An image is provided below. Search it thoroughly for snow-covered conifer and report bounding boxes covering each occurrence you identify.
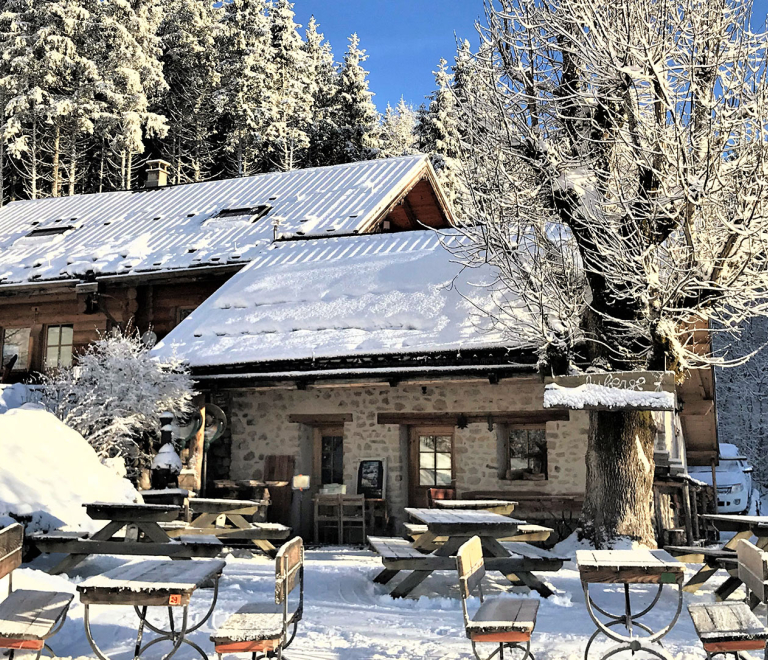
[157,0,221,183]
[216,0,274,177]
[303,16,339,167]
[333,33,380,163]
[379,98,418,158]
[264,0,313,171]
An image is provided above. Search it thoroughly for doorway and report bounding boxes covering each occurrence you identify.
[313,426,345,487]
[408,426,455,507]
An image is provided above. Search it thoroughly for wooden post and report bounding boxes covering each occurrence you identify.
[711,461,719,514]
[682,480,694,545]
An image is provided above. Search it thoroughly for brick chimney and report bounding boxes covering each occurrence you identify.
[145,159,171,188]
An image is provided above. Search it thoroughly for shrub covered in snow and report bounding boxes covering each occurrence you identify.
[40,327,195,481]
[0,408,138,532]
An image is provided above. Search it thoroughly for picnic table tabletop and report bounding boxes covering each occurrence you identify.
[577,549,684,584]
[84,501,181,523]
[77,558,226,605]
[700,513,768,528]
[433,499,517,512]
[405,507,523,537]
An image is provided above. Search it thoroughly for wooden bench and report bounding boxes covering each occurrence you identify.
[0,524,74,658]
[30,531,223,559]
[211,536,304,657]
[457,536,539,660]
[689,540,768,658]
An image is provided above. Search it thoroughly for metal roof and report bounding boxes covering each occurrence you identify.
[0,155,429,286]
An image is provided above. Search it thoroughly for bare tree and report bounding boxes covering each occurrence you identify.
[454,0,768,545]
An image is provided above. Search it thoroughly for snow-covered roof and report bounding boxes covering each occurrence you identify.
[0,155,430,286]
[152,231,529,369]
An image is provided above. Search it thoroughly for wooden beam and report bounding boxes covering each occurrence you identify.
[400,197,418,227]
[376,410,569,426]
[288,413,353,425]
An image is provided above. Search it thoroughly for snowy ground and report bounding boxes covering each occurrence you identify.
[17,542,744,660]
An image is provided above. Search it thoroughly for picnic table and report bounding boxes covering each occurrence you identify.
[368,508,565,598]
[667,513,768,600]
[432,499,517,516]
[164,498,287,557]
[577,549,685,660]
[32,502,223,575]
[78,558,226,660]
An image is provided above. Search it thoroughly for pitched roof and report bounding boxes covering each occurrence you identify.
[152,231,533,369]
[0,155,431,286]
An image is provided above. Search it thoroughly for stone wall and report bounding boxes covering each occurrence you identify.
[223,376,590,526]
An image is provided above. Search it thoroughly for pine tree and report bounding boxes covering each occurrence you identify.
[379,98,417,158]
[420,58,465,210]
[0,0,103,199]
[333,33,380,163]
[264,0,312,171]
[216,0,274,177]
[303,16,338,168]
[93,0,168,190]
[157,0,221,183]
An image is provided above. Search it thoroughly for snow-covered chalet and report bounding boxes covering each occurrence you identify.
[0,155,718,537]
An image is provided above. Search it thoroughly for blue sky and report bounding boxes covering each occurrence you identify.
[292,1,483,111]
[293,0,768,112]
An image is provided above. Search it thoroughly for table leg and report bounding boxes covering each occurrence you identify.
[252,540,278,558]
[137,522,174,544]
[714,576,743,601]
[480,536,555,598]
[582,581,683,660]
[411,531,439,552]
[373,568,399,584]
[190,513,219,529]
[682,529,753,593]
[389,536,464,599]
[49,521,125,576]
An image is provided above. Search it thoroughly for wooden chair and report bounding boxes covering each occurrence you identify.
[689,540,768,658]
[427,487,456,508]
[313,494,341,544]
[340,495,366,545]
[212,536,304,659]
[456,536,539,660]
[0,524,74,660]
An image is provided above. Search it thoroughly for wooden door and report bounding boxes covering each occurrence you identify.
[408,427,455,507]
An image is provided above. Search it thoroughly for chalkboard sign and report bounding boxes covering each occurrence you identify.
[357,458,386,499]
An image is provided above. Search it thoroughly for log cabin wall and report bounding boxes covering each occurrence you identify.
[0,272,233,381]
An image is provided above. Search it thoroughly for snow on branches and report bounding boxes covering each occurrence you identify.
[40,327,195,480]
[453,0,768,376]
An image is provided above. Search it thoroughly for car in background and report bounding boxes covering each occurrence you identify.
[687,443,754,514]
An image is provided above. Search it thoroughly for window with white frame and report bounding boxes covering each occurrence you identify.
[45,325,74,369]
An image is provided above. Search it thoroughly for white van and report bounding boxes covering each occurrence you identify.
[687,443,754,514]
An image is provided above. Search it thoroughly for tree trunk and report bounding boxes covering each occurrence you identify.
[582,409,657,547]
[30,118,37,200]
[51,122,60,197]
[68,133,77,196]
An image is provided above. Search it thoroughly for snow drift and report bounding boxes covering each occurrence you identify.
[0,408,138,532]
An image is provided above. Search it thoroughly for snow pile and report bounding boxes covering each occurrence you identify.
[0,383,36,413]
[543,383,675,410]
[0,408,138,532]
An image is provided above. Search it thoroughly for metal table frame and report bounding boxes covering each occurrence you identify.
[578,550,684,660]
[78,560,225,660]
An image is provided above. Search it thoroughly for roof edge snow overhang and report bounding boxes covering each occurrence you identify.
[0,263,245,297]
[189,346,540,388]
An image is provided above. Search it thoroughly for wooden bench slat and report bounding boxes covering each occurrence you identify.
[0,590,73,641]
[689,602,768,644]
[211,603,300,644]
